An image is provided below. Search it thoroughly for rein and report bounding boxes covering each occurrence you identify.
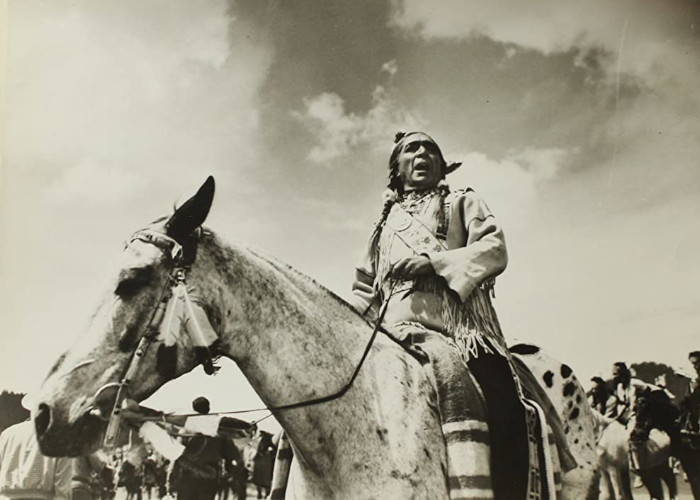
[264,281,395,413]
[97,228,395,447]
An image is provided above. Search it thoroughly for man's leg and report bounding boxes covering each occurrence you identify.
[201,479,220,500]
[468,352,529,500]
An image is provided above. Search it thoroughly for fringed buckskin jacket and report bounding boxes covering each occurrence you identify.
[350,187,508,363]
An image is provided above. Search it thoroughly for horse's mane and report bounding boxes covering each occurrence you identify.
[199,228,367,323]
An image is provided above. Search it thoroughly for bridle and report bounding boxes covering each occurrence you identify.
[89,226,396,449]
[92,228,190,449]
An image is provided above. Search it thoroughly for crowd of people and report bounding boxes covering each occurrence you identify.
[588,352,700,433]
[587,351,700,496]
[0,396,276,500]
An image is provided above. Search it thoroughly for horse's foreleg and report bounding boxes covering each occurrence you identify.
[639,467,665,500]
[599,467,614,500]
[678,453,700,500]
[616,467,634,500]
[659,463,677,499]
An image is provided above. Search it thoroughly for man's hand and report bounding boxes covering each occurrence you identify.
[390,255,433,279]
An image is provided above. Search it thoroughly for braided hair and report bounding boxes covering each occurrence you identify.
[368,131,452,272]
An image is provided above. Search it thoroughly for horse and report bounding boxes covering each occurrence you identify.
[633,388,700,499]
[593,410,676,500]
[32,177,599,499]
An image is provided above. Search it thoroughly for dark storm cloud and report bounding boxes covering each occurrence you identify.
[227,1,398,159]
[391,38,638,170]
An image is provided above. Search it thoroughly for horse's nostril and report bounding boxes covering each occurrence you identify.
[34,403,52,437]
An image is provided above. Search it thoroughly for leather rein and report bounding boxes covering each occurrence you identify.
[93,228,392,449]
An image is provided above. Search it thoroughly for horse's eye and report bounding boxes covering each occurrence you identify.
[115,267,153,298]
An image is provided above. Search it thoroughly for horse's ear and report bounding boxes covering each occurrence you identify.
[166,176,215,242]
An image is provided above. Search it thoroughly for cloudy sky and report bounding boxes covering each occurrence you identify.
[2,0,699,426]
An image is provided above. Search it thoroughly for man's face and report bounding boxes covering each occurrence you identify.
[612,365,627,383]
[690,356,700,376]
[396,134,443,192]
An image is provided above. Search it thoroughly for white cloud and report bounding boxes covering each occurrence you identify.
[449,151,535,205]
[381,59,399,77]
[300,92,358,163]
[5,0,271,187]
[511,147,573,182]
[294,67,423,164]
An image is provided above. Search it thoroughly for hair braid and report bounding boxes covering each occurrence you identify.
[435,180,450,240]
[368,193,396,272]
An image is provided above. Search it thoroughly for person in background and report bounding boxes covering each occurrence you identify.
[588,376,619,418]
[141,450,158,499]
[154,458,169,500]
[680,350,700,434]
[250,432,275,500]
[117,457,143,500]
[0,395,73,500]
[611,362,656,424]
[170,397,239,500]
[72,451,110,500]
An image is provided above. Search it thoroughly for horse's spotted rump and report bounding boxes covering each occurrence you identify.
[510,344,598,500]
[562,381,575,397]
[510,343,541,355]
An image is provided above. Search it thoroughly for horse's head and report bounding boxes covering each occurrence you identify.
[630,388,654,442]
[630,387,681,444]
[34,177,218,456]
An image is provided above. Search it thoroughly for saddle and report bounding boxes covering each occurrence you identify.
[388,323,577,475]
[509,356,578,473]
[406,328,573,500]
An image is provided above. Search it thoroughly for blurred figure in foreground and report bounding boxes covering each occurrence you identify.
[0,395,73,500]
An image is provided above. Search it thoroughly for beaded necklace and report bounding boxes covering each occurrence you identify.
[398,188,440,214]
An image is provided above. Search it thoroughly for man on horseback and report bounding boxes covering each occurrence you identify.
[588,376,619,418]
[611,362,657,424]
[350,131,569,500]
[680,351,700,434]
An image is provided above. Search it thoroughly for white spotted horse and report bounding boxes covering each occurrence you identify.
[32,177,600,499]
[592,408,679,500]
[509,344,600,500]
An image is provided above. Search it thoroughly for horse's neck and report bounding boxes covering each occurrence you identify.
[194,235,372,458]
